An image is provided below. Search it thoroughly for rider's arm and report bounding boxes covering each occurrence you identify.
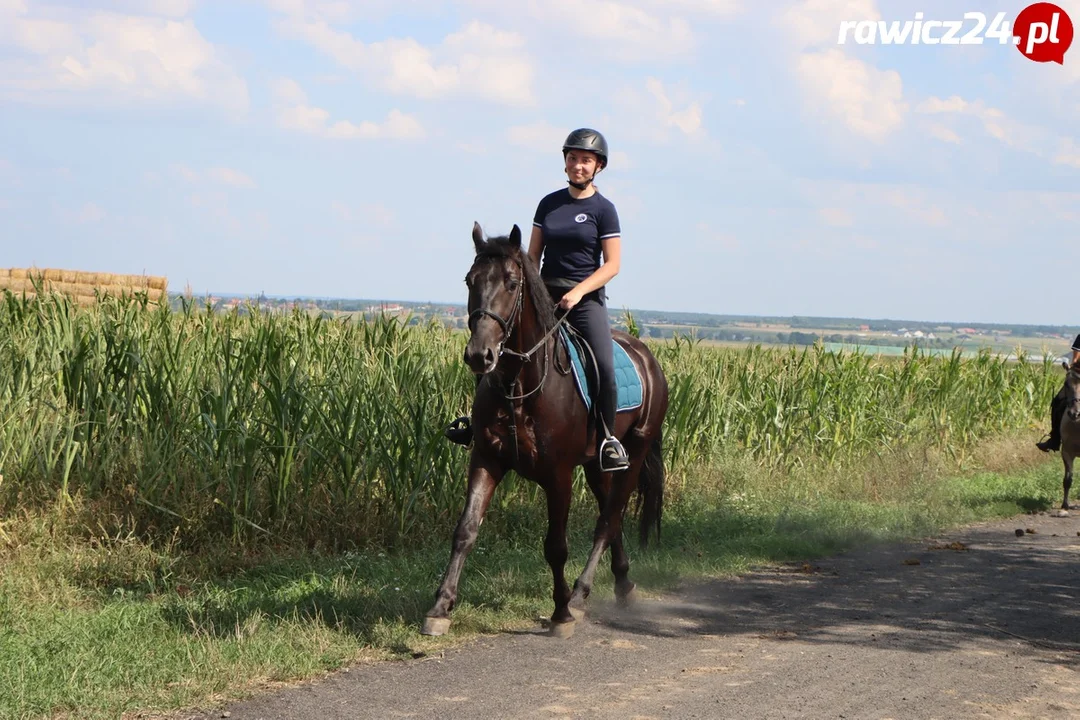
[572,236,620,298]
[527,226,544,270]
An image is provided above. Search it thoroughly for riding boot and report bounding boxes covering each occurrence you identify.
[445,375,482,446]
[597,386,629,472]
[1037,388,1066,452]
[444,415,473,446]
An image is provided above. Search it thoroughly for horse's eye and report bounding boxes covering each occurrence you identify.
[508,278,520,290]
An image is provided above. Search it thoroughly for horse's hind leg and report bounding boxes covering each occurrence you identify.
[570,448,646,613]
[582,459,635,606]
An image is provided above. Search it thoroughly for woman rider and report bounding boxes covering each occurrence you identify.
[1036,333,1080,452]
[445,127,631,472]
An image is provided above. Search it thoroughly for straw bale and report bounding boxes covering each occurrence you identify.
[61,270,77,283]
[75,294,97,306]
[147,276,167,291]
[43,268,63,282]
[10,269,27,280]
[0,269,9,279]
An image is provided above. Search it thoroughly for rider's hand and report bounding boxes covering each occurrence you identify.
[558,288,583,311]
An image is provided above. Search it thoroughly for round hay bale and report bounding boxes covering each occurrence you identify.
[148,276,167,291]
[56,282,79,296]
[43,268,63,282]
[75,294,97,307]
[61,270,77,284]
[10,269,27,280]
[0,269,10,279]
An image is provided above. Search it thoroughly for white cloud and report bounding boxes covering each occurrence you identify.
[172,164,258,188]
[529,0,697,60]
[506,121,568,154]
[801,180,950,229]
[778,0,881,50]
[207,167,256,188]
[927,124,961,144]
[819,207,854,227]
[77,201,106,224]
[271,76,424,140]
[642,0,741,16]
[613,77,710,145]
[795,48,906,142]
[95,0,198,17]
[1056,138,1080,169]
[915,94,1080,163]
[272,16,535,107]
[0,5,248,115]
[645,77,704,135]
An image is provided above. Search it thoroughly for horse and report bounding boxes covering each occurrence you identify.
[1059,360,1080,510]
[421,222,669,639]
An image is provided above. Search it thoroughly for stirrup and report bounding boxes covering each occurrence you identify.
[600,436,630,472]
[445,416,473,446]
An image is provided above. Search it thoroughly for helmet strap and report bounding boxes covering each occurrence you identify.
[565,164,601,191]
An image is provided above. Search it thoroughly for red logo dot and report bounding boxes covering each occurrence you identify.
[1014,2,1074,64]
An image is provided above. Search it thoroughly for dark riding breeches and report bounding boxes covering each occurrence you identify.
[548,285,617,441]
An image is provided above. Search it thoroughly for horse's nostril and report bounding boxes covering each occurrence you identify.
[484,348,495,366]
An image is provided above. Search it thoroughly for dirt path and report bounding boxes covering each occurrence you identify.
[186,511,1080,719]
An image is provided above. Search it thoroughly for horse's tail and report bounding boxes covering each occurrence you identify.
[637,429,665,551]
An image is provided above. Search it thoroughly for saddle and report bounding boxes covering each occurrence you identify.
[558,326,644,415]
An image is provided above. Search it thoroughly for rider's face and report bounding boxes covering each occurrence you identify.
[564,150,598,184]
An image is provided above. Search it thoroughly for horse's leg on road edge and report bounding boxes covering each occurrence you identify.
[545,464,577,637]
[422,452,505,636]
[1063,450,1074,510]
[570,446,647,614]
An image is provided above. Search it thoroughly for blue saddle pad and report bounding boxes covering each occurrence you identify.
[561,327,643,413]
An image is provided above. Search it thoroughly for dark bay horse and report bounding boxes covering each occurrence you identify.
[421,222,669,638]
[1059,360,1080,510]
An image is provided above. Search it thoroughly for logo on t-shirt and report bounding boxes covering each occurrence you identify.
[574,213,587,223]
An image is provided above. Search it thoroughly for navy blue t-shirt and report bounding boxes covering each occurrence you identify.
[533,189,621,287]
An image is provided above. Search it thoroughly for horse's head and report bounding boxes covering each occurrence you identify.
[463,222,526,375]
[1065,360,1080,421]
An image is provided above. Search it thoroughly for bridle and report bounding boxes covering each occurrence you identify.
[467,256,570,402]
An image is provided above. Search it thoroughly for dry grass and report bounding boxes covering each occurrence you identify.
[0,266,167,305]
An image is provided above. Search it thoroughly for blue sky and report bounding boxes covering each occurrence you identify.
[2,0,1079,325]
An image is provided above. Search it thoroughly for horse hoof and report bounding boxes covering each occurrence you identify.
[549,620,576,639]
[569,605,586,621]
[617,584,638,608]
[421,617,452,636]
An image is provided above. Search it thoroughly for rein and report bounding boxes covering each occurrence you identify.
[467,254,575,461]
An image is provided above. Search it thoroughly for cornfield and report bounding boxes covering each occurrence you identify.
[0,290,1060,548]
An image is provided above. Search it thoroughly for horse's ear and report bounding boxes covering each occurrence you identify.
[472,221,485,254]
[509,224,522,249]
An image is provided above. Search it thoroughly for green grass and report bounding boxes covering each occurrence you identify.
[1,442,1063,720]
[0,290,1069,718]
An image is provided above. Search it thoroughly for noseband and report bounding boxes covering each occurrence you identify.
[467,259,525,358]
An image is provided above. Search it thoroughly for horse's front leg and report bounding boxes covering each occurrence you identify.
[544,465,576,637]
[422,453,505,636]
[1063,451,1074,510]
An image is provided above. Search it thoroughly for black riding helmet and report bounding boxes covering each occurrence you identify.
[562,128,608,169]
[563,128,608,189]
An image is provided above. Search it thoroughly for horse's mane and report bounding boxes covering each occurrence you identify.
[475,235,558,335]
